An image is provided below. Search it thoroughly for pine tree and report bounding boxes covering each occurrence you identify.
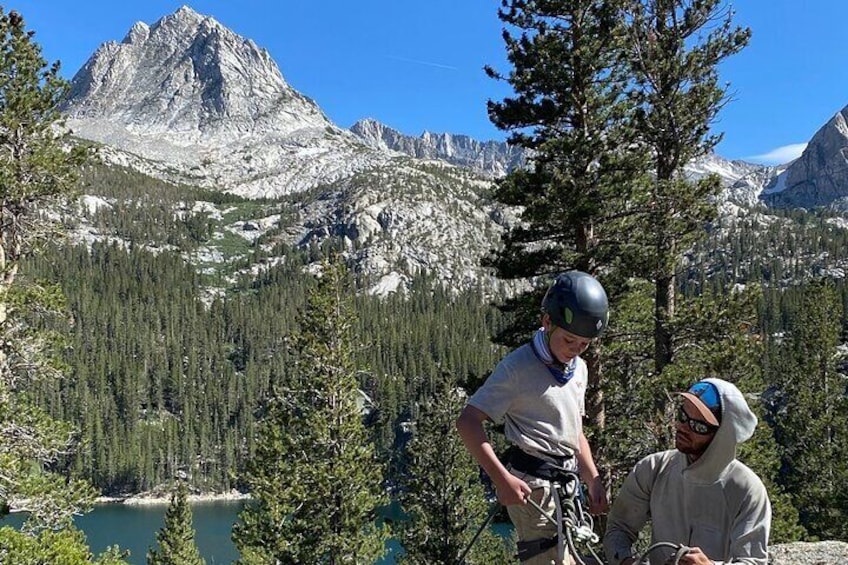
[396,372,511,564]
[768,280,848,540]
[0,526,130,564]
[232,258,388,564]
[624,0,750,372]
[483,0,650,477]
[485,0,645,335]
[0,6,87,319]
[597,0,754,486]
[146,480,205,565]
[0,4,97,542]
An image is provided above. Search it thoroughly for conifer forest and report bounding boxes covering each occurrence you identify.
[1,2,848,564]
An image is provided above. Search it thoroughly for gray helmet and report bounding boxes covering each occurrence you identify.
[541,271,609,338]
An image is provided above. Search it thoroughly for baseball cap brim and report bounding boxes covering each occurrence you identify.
[678,392,720,427]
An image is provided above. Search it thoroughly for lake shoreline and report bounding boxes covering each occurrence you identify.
[96,489,251,506]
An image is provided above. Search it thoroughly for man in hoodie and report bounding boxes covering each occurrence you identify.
[603,378,771,565]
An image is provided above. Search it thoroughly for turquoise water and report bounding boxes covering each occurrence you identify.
[3,502,514,563]
[2,501,411,564]
[3,502,243,564]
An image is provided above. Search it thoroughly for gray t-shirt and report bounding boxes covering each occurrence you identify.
[468,343,587,459]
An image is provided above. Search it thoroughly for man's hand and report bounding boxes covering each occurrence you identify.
[669,547,712,565]
[494,473,532,506]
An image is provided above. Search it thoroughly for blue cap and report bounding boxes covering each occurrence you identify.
[680,381,722,426]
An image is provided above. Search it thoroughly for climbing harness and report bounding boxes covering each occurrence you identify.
[506,446,600,564]
[457,449,603,565]
[519,475,602,565]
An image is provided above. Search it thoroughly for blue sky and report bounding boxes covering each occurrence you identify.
[7,1,848,166]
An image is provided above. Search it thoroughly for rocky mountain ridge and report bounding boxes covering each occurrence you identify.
[59,6,522,293]
[350,117,525,178]
[762,105,848,212]
[349,118,781,207]
[60,5,783,209]
[61,6,390,198]
[58,6,848,295]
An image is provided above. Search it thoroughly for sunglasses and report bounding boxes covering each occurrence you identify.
[677,406,718,435]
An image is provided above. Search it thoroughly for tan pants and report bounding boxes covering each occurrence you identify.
[507,482,576,565]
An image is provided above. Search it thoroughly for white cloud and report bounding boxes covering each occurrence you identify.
[746,143,808,166]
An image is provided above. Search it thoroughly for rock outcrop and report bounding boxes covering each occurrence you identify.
[769,540,848,564]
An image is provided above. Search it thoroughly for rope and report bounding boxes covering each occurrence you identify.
[523,483,600,565]
[456,501,500,565]
[633,541,691,565]
[524,493,559,526]
[522,495,692,565]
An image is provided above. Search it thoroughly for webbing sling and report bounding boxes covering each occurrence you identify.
[516,535,558,561]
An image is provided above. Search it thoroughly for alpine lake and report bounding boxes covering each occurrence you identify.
[4,500,407,564]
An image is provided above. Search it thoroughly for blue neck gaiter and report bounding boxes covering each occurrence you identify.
[531,328,576,385]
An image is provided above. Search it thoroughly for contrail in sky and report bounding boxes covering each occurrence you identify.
[386,55,458,71]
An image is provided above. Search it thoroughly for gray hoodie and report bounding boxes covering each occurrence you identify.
[603,378,771,565]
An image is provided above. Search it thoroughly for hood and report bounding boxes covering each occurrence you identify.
[683,377,758,482]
